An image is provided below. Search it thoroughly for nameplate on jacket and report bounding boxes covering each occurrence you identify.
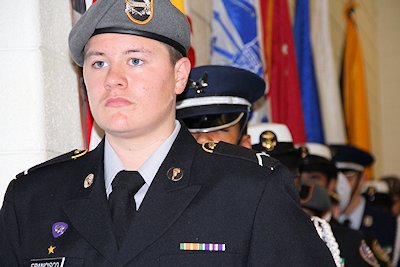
[30,257,65,267]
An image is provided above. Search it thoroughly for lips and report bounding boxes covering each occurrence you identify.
[105,97,133,107]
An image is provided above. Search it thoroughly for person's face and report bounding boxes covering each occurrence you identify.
[301,171,330,189]
[83,33,190,139]
[191,123,251,148]
[343,171,364,192]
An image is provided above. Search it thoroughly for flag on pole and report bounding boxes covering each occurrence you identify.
[311,0,346,144]
[170,0,196,66]
[210,0,264,76]
[293,0,324,143]
[341,2,372,179]
[210,0,268,123]
[341,2,371,152]
[260,0,306,144]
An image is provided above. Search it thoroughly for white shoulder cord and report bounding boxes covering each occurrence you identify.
[311,216,343,267]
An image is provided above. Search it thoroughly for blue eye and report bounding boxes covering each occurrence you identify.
[93,61,108,68]
[129,58,143,66]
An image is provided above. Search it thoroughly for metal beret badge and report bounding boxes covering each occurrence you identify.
[125,0,154,25]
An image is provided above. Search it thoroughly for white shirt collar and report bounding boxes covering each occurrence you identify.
[104,121,181,197]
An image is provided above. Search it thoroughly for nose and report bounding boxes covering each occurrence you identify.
[104,64,128,90]
[192,132,214,144]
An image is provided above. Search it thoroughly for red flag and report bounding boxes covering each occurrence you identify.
[71,0,97,149]
[260,0,306,144]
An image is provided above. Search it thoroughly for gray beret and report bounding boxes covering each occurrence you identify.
[69,0,190,66]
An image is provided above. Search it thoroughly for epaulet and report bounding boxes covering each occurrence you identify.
[201,141,277,170]
[16,149,88,178]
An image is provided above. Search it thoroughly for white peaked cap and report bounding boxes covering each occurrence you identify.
[248,123,293,145]
[299,143,332,160]
[363,180,390,194]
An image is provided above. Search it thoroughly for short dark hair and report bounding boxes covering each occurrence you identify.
[164,43,184,65]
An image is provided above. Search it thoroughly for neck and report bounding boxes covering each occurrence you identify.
[107,120,176,170]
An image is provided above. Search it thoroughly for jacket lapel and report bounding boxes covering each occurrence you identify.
[118,127,202,266]
[63,140,118,261]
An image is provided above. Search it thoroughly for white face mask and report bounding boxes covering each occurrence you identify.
[336,172,352,212]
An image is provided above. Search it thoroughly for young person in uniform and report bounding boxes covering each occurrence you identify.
[176,64,264,149]
[331,144,396,266]
[0,1,336,266]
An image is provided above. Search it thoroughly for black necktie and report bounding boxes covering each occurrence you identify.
[109,170,145,248]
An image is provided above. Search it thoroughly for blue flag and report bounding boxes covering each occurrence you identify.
[211,0,267,123]
[294,0,324,143]
[211,0,263,76]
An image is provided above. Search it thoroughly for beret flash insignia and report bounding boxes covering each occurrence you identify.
[125,0,153,25]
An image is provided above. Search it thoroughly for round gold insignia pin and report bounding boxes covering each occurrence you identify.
[363,215,374,228]
[84,173,95,188]
[167,167,184,182]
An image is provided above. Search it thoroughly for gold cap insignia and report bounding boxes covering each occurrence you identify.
[299,146,309,159]
[84,173,95,188]
[125,0,154,25]
[260,131,277,152]
[167,167,184,182]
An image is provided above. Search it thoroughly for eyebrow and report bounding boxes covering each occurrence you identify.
[84,48,153,60]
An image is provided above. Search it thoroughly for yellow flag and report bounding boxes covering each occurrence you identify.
[169,0,196,66]
[342,3,371,151]
[170,0,185,13]
[342,3,372,178]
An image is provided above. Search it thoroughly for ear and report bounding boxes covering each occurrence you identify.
[239,134,252,149]
[174,57,191,95]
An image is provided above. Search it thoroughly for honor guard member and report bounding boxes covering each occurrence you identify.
[176,64,265,149]
[363,180,393,213]
[248,122,302,191]
[300,181,387,267]
[380,176,400,266]
[299,182,343,267]
[331,144,396,266]
[299,143,390,267]
[0,1,336,266]
[298,143,339,211]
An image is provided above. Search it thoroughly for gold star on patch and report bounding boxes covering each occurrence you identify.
[48,245,56,254]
